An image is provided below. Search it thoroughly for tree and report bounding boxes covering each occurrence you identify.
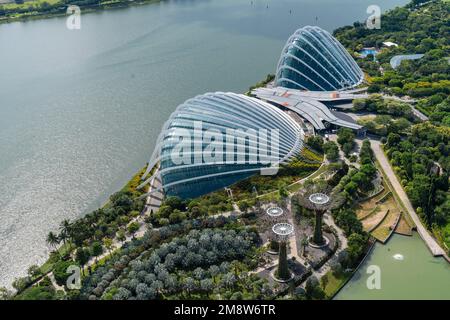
[344,181,358,195]
[307,135,324,152]
[103,238,114,256]
[0,287,13,300]
[59,219,72,245]
[208,265,220,283]
[337,128,356,156]
[200,278,214,296]
[136,283,154,300]
[230,292,243,300]
[359,140,374,164]
[278,185,289,199]
[46,231,60,255]
[386,133,401,148]
[53,260,77,287]
[330,261,343,276]
[27,265,42,278]
[334,208,363,235]
[405,174,432,223]
[347,233,367,265]
[117,229,126,242]
[193,267,205,281]
[342,142,354,156]
[305,276,325,299]
[183,277,196,296]
[127,222,140,234]
[323,141,340,162]
[221,273,236,288]
[91,241,103,257]
[237,200,251,213]
[12,277,31,293]
[75,247,90,273]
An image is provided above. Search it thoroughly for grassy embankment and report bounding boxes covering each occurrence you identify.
[0,0,161,24]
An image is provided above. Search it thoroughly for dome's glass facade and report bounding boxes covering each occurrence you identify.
[275,26,364,91]
[142,92,304,199]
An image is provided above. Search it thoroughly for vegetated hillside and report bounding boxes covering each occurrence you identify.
[384,124,450,250]
[335,0,450,252]
[335,0,450,120]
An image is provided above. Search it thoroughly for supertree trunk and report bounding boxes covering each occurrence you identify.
[276,241,290,280]
[313,210,325,245]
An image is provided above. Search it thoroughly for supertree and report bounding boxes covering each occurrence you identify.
[295,183,344,246]
[272,222,294,281]
[262,206,285,253]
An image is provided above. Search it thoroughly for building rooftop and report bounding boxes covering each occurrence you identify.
[252,87,362,131]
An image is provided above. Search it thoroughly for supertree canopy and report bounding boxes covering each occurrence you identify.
[272,223,294,281]
[296,183,344,245]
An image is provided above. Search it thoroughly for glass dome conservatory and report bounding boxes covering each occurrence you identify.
[141,92,304,199]
[275,26,364,91]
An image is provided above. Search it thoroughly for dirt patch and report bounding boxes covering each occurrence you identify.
[395,214,413,236]
[356,191,389,219]
[361,207,386,231]
[371,210,400,242]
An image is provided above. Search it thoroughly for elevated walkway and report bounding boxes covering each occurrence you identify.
[252,87,362,131]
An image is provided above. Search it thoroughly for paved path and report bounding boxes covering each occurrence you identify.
[410,105,429,121]
[371,140,445,257]
[381,94,416,104]
[285,198,307,265]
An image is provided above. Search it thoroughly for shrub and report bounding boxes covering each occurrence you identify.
[127,222,140,234]
[91,242,103,257]
[53,260,78,287]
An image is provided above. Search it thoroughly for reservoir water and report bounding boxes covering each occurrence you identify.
[335,233,450,300]
[0,0,412,288]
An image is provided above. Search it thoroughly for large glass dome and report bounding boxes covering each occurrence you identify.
[141,92,304,199]
[275,26,364,91]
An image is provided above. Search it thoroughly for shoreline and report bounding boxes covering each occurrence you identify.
[330,237,377,300]
[3,0,448,299]
[0,0,162,25]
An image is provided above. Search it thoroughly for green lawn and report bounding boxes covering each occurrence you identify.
[321,271,351,299]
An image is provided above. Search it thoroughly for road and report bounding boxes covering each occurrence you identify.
[370,140,445,257]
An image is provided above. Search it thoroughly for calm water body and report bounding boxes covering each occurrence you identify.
[335,233,450,299]
[0,0,413,289]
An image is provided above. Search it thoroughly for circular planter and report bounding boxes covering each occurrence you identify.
[308,234,330,249]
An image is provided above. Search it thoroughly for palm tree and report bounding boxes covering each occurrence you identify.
[85,213,97,230]
[59,219,72,245]
[46,231,61,256]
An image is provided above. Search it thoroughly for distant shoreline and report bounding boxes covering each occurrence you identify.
[0,0,161,25]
